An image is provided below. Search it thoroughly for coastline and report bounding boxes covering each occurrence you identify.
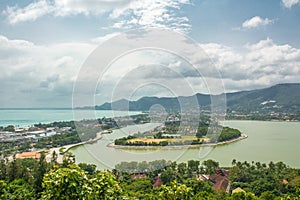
[45,131,104,163]
[107,134,248,150]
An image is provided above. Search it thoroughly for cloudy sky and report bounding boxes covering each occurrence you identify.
[0,0,300,108]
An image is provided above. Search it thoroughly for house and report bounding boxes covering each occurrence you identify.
[131,173,146,179]
[17,151,41,159]
[198,174,210,181]
[161,134,181,138]
[209,168,231,193]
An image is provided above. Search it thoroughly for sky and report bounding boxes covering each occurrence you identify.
[0,0,300,108]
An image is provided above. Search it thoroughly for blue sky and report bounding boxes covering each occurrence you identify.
[0,0,300,107]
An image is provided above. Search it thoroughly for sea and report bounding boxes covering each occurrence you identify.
[0,108,142,128]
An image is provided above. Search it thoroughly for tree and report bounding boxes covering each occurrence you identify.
[4,125,15,132]
[62,152,75,167]
[50,151,58,166]
[159,181,193,200]
[178,162,187,175]
[78,163,97,175]
[187,160,200,175]
[88,171,123,200]
[42,165,122,200]
[259,191,276,200]
[34,152,48,196]
[7,154,19,182]
[1,179,36,200]
[196,126,208,138]
[41,165,90,200]
[202,159,219,175]
[160,168,178,185]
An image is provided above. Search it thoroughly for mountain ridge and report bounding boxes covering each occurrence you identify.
[95,83,300,113]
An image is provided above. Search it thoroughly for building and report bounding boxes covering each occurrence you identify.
[131,173,146,179]
[17,151,41,159]
[161,134,181,138]
[209,168,231,193]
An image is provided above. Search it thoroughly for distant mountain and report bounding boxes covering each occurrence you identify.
[95,83,300,114]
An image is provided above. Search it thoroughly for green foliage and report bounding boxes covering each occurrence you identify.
[160,168,179,185]
[159,181,193,200]
[1,179,36,200]
[88,171,123,200]
[78,163,97,175]
[0,155,299,199]
[230,160,298,197]
[218,127,241,142]
[121,178,153,198]
[41,165,122,200]
[196,126,208,138]
[33,152,48,196]
[3,125,15,132]
[202,159,219,175]
[41,165,90,200]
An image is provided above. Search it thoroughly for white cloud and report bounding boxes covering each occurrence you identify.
[2,0,135,24]
[91,32,120,43]
[0,35,96,107]
[282,0,300,8]
[109,0,192,33]
[3,0,54,24]
[1,32,300,107]
[242,16,273,29]
[200,38,300,91]
[2,0,191,33]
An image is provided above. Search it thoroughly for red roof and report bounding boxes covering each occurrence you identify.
[209,168,230,192]
[17,151,41,159]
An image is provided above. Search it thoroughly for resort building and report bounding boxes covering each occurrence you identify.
[17,151,41,159]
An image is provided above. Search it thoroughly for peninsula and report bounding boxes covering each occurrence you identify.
[110,114,247,149]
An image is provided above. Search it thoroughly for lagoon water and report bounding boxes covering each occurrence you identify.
[0,109,141,127]
[71,121,300,169]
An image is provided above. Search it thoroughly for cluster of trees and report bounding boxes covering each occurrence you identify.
[217,127,241,142]
[114,135,137,145]
[0,153,299,199]
[34,121,75,129]
[230,159,300,199]
[196,125,241,143]
[0,125,15,132]
[0,152,122,199]
[114,159,300,199]
[132,114,151,124]
[34,131,81,149]
[226,113,300,122]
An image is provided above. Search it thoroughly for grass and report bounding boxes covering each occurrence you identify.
[127,135,205,144]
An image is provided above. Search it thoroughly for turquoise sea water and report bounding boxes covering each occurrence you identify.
[0,109,141,127]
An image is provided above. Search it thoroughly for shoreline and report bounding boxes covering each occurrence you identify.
[45,131,104,163]
[107,134,248,150]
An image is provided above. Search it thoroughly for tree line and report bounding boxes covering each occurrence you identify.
[0,153,299,199]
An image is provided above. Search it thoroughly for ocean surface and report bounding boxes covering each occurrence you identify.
[0,109,141,127]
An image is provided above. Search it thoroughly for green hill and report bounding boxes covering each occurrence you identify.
[96,83,300,114]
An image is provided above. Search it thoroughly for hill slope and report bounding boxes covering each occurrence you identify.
[96,83,300,113]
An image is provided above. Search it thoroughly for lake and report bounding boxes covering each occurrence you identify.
[71,120,300,169]
[0,109,142,127]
